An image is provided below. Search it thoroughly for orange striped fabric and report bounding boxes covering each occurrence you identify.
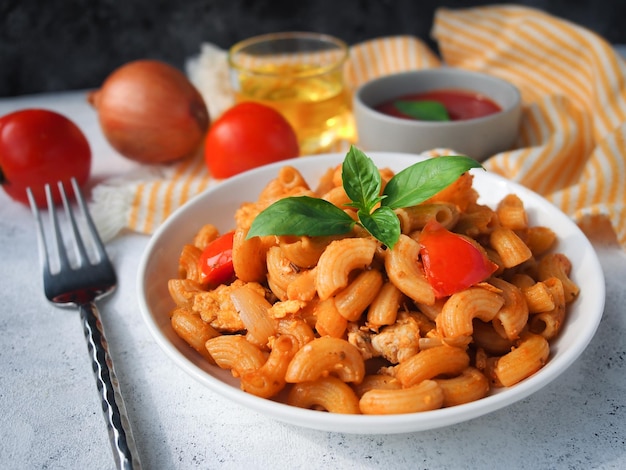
[433,5,626,249]
[120,149,212,238]
[100,5,625,250]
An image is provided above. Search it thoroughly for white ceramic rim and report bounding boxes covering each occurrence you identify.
[137,152,605,434]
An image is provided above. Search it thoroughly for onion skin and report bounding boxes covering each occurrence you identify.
[88,60,210,163]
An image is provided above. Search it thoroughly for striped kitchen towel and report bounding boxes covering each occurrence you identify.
[91,4,626,251]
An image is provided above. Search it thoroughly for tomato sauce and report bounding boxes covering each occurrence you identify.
[375,89,502,121]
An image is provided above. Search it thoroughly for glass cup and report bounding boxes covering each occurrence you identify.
[228,32,355,155]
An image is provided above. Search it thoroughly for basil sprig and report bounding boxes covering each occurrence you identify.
[247,146,482,248]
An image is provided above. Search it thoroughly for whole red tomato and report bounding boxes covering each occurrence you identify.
[204,102,299,178]
[0,109,91,206]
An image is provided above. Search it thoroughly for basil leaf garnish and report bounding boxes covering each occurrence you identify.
[382,155,482,209]
[247,196,355,238]
[246,146,484,249]
[394,100,450,121]
[342,146,383,212]
[358,206,401,249]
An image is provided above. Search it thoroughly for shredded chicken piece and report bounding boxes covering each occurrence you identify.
[347,325,376,360]
[348,312,421,364]
[425,172,477,212]
[192,280,265,332]
[371,314,421,363]
[268,299,307,319]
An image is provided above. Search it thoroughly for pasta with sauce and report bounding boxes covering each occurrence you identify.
[166,160,579,415]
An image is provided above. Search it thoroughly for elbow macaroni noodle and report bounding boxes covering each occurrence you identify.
[167,162,580,415]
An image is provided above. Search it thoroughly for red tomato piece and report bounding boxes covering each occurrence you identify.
[0,109,91,206]
[198,230,236,286]
[418,219,498,298]
[204,102,299,178]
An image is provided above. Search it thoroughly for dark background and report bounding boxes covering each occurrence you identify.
[1,0,625,97]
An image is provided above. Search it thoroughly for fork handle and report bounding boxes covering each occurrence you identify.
[80,302,141,470]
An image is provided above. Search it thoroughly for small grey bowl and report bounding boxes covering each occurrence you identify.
[353,68,522,161]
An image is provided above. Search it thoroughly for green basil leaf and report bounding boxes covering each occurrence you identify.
[394,100,450,121]
[382,155,483,209]
[342,145,382,212]
[358,206,402,249]
[247,196,355,238]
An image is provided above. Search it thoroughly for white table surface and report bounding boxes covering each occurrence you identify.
[1,89,625,470]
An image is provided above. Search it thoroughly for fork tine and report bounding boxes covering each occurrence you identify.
[46,183,72,272]
[70,177,110,263]
[27,187,52,276]
[59,180,90,268]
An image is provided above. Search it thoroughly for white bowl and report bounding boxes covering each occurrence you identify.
[353,69,522,161]
[137,152,605,434]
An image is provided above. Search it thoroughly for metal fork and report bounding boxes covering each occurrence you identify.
[28,179,141,470]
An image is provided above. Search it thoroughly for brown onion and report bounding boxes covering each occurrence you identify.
[88,59,210,163]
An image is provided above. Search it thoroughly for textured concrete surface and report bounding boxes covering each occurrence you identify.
[1,0,626,96]
[1,89,625,470]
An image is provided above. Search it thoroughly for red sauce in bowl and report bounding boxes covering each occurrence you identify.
[375,89,502,121]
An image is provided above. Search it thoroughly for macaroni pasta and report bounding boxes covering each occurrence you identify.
[167,161,579,414]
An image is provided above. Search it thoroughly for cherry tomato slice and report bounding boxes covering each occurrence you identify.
[419,219,498,298]
[198,230,236,286]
